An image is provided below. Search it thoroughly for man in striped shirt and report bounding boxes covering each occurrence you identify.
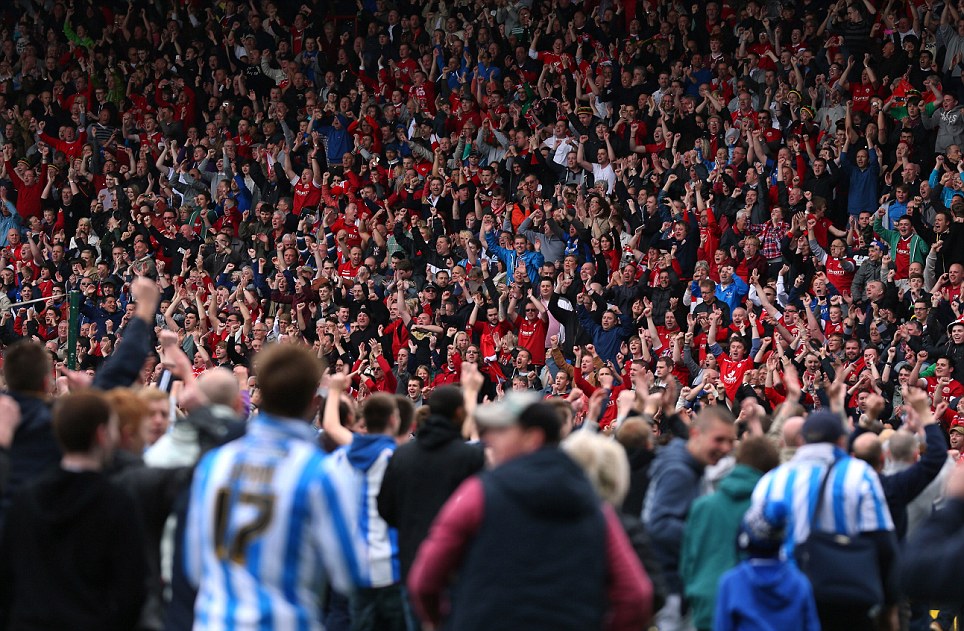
[184,345,362,630]
[749,409,899,631]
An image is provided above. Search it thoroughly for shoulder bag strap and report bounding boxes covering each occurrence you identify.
[809,458,839,533]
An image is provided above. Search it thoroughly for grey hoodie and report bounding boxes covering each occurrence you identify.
[923,103,964,154]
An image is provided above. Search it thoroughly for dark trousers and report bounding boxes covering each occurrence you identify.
[323,589,351,631]
[350,584,408,631]
[399,585,423,631]
[817,604,877,631]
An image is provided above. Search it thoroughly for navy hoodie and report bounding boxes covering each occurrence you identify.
[642,438,704,593]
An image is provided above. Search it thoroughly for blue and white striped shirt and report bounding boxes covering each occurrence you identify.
[184,414,363,631]
[323,435,400,588]
[750,443,894,560]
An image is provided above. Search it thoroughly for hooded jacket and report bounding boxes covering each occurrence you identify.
[642,438,705,593]
[326,434,399,588]
[680,464,765,631]
[923,103,964,153]
[377,415,484,579]
[714,560,821,631]
[0,468,147,631]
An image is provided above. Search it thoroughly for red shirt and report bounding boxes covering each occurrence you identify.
[719,354,754,400]
[408,83,436,115]
[807,214,833,250]
[3,161,46,220]
[292,179,322,215]
[329,217,362,249]
[233,132,254,159]
[470,320,513,360]
[337,261,361,280]
[851,83,875,114]
[895,236,912,280]
[748,43,776,70]
[943,282,964,303]
[395,58,419,85]
[514,315,548,365]
[825,257,855,295]
[824,320,845,337]
[39,131,88,161]
[925,376,964,403]
[534,51,574,74]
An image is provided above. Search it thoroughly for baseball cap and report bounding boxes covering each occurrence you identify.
[951,421,964,435]
[870,240,889,253]
[475,392,562,437]
[802,410,847,444]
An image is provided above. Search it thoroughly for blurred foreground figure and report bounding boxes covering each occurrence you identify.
[408,392,653,631]
[0,390,147,630]
[183,345,362,629]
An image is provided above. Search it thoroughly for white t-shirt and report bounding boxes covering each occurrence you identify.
[592,162,616,193]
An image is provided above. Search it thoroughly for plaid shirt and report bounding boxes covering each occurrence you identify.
[750,221,791,260]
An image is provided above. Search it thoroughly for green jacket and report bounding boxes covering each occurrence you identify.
[680,464,764,631]
[873,215,928,268]
[63,20,94,49]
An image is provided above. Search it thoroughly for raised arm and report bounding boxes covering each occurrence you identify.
[323,373,354,446]
[527,288,548,322]
[576,135,594,171]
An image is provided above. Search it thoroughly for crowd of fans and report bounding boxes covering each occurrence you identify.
[4,0,964,628]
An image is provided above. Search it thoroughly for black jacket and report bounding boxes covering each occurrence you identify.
[108,452,193,631]
[0,393,59,529]
[377,415,484,579]
[901,497,964,607]
[0,468,147,631]
[618,511,667,613]
[0,317,153,529]
[622,446,655,518]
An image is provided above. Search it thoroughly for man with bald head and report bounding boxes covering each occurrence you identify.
[145,369,247,469]
[779,416,805,463]
[851,390,947,540]
[766,401,805,463]
[195,368,245,412]
[888,431,955,538]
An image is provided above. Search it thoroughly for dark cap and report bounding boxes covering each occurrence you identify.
[870,239,889,253]
[423,283,440,292]
[738,502,787,557]
[802,410,847,444]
